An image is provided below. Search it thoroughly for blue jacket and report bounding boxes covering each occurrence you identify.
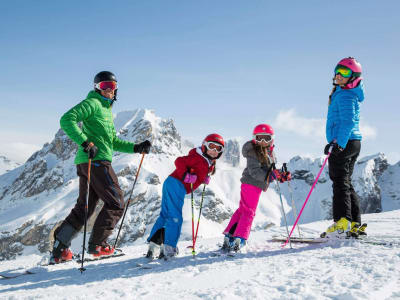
[326,81,364,149]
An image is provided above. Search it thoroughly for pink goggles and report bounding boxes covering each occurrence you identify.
[254,134,274,143]
[204,141,224,153]
[95,81,118,91]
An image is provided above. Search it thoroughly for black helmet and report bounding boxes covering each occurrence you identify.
[94,71,118,102]
[94,71,117,84]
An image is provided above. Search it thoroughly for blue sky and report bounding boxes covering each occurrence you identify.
[1,1,399,163]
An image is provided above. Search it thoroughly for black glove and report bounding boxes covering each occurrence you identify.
[133,140,152,154]
[81,141,98,159]
[324,142,343,155]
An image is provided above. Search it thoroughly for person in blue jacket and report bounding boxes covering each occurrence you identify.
[324,57,366,237]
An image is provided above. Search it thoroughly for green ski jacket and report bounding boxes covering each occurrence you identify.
[60,90,134,164]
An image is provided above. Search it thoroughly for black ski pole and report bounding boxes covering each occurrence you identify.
[283,163,302,237]
[113,153,145,249]
[273,163,292,249]
[79,159,92,273]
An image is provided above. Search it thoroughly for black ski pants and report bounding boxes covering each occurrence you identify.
[328,140,361,223]
[63,161,125,246]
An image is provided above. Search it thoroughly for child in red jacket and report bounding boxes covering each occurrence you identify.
[146,134,225,259]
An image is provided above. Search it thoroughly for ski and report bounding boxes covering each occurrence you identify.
[271,236,326,244]
[271,235,397,247]
[0,270,35,280]
[76,249,125,263]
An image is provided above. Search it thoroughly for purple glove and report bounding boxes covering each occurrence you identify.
[203,176,211,185]
[183,173,197,184]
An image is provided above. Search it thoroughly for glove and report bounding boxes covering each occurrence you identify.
[268,169,281,182]
[279,171,292,183]
[203,176,211,185]
[183,172,197,184]
[324,142,343,156]
[133,140,152,154]
[81,141,98,159]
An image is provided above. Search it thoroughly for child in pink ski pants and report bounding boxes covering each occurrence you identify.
[223,124,290,249]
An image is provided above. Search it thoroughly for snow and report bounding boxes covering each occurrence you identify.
[1,210,400,300]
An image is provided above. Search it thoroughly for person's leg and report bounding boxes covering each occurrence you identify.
[52,164,100,260]
[329,150,353,222]
[163,177,187,249]
[232,183,262,240]
[86,161,124,249]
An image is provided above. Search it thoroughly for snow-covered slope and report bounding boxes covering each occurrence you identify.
[0,155,20,175]
[1,210,399,300]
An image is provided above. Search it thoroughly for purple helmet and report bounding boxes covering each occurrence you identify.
[336,57,362,89]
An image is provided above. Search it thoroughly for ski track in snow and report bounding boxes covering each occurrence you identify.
[1,210,400,300]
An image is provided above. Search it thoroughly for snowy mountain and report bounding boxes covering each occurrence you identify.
[0,155,20,175]
[0,108,399,262]
[0,109,282,261]
[276,152,392,225]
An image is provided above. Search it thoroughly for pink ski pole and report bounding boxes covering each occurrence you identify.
[282,146,333,248]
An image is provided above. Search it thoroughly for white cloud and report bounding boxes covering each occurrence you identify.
[1,142,41,163]
[359,122,377,140]
[273,109,377,141]
[273,109,325,140]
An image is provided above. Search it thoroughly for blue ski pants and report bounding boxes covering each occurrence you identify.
[147,176,187,248]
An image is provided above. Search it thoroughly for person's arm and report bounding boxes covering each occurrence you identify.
[60,100,96,145]
[112,128,134,153]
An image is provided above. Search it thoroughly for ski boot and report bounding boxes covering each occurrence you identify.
[358,223,368,236]
[50,222,78,264]
[348,222,361,238]
[321,217,351,238]
[88,243,115,257]
[162,244,179,260]
[50,240,74,264]
[146,242,162,259]
[222,234,234,251]
[232,237,247,252]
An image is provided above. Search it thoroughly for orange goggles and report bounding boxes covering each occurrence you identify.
[95,81,118,91]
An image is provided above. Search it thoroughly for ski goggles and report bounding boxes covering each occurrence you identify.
[334,65,352,78]
[95,81,118,91]
[204,141,224,153]
[254,134,274,143]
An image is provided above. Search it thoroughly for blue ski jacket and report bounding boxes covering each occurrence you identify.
[326,81,365,149]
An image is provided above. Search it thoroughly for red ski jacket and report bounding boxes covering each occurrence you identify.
[170,148,215,194]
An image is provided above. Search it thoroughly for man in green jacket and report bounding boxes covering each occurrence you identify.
[50,71,151,264]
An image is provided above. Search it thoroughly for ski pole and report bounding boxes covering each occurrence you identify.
[273,164,292,249]
[282,146,333,248]
[79,158,92,273]
[113,153,145,249]
[190,183,195,257]
[193,184,206,246]
[283,163,302,237]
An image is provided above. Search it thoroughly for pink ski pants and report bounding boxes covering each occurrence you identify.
[223,183,262,240]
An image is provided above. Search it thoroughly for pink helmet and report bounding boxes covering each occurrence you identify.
[336,57,362,89]
[336,57,362,75]
[252,124,274,143]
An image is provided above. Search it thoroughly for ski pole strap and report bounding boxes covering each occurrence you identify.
[265,163,275,183]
